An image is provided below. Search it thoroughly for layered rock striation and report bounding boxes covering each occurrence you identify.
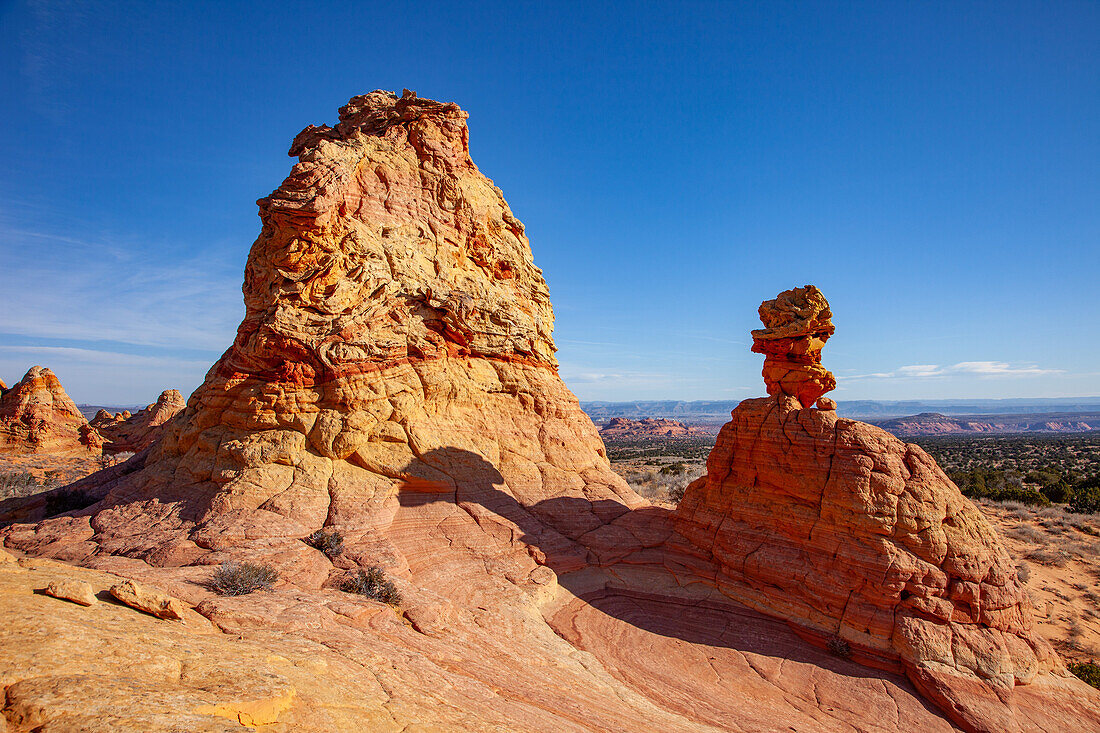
[4,89,640,585]
[3,95,1097,732]
[750,285,837,407]
[675,287,1095,733]
[0,366,100,455]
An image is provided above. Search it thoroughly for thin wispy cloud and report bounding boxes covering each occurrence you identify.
[0,224,242,352]
[843,361,1064,381]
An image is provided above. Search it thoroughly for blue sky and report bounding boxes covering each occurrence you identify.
[1,0,1097,405]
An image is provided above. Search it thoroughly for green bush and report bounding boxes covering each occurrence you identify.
[1041,479,1074,504]
[305,528,344,557]
[207,562,279,596]
[1069,661,1100,689]
[659,462,687,476]
[341,567,401,606]
[1070,485,1100,515]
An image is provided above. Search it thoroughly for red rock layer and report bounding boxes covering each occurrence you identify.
[750,285,837,407]
[90,389,185,453]
[0,366,99,456]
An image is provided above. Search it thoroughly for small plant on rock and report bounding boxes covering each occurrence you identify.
[305,528,345,557]
[208,561,279,596]
[1069,661,1100,690]
[826,635,851,659]
[341,566,401,606]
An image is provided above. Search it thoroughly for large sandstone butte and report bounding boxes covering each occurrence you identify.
[0,366,99,455]
[676,286,1099,732]
[2,94,1097,732]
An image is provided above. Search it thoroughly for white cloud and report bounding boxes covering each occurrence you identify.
[843,361,1064,381]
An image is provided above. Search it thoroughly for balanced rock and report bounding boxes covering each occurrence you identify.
[90,389,185,453]
[750,285,837,407]
[0,367,99,455]
[676,286,1095,733]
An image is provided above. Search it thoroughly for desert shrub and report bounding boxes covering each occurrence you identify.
[826,635,851,659]
[659,462,687,476]
[43,487,98,516]
[951,469,1050,506]
[1025,547,1068,567]
[207,561,279,596]
[668,483,687,504]
[0,471,40,501]
[1016,561,1031,583]
[1069,661,1100,690]
[305,528,344,557]
[1042,479,1074,504]
[1070,485,1100,515]
[341,567,401,606]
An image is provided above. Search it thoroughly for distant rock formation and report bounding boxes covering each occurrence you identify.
[878,411,1100,437]
[676,286,1095,733]
[90,389,185,453]
[599,417,707,437]
[0,367,99,455]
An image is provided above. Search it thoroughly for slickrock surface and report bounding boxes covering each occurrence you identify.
[676,287,1100,732]
[750,285,837,407]
[3,97,1095,732]
[90,389,185,453]
[0,367,100,455]
[599,417,707,437]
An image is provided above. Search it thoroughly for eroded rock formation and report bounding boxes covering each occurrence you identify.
[750,285,837,407]
[675,286,1096,733]
[0,366,99,455]
[3,96,1096,732]
[90,389,185,453]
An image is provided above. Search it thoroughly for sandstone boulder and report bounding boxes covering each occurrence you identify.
[109,579,187,620]
[44,578,97,606]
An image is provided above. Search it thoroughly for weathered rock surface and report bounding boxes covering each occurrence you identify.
[3,97,1095,732]
[599,417,707,437]
[675,287,1100,732]
[751,285,837,407]
[90,389,185,453]
[0,367,100,455]
[44,578,97,606]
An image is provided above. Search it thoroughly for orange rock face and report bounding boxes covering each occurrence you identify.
[750,285,837,407]
[90,389,185,453]
[3,102,1096,732]
[0,367,99,456]
[676,287,1098,733]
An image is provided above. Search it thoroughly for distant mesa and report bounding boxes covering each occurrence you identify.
[877,411,1100,437]
[598,417,708,437]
